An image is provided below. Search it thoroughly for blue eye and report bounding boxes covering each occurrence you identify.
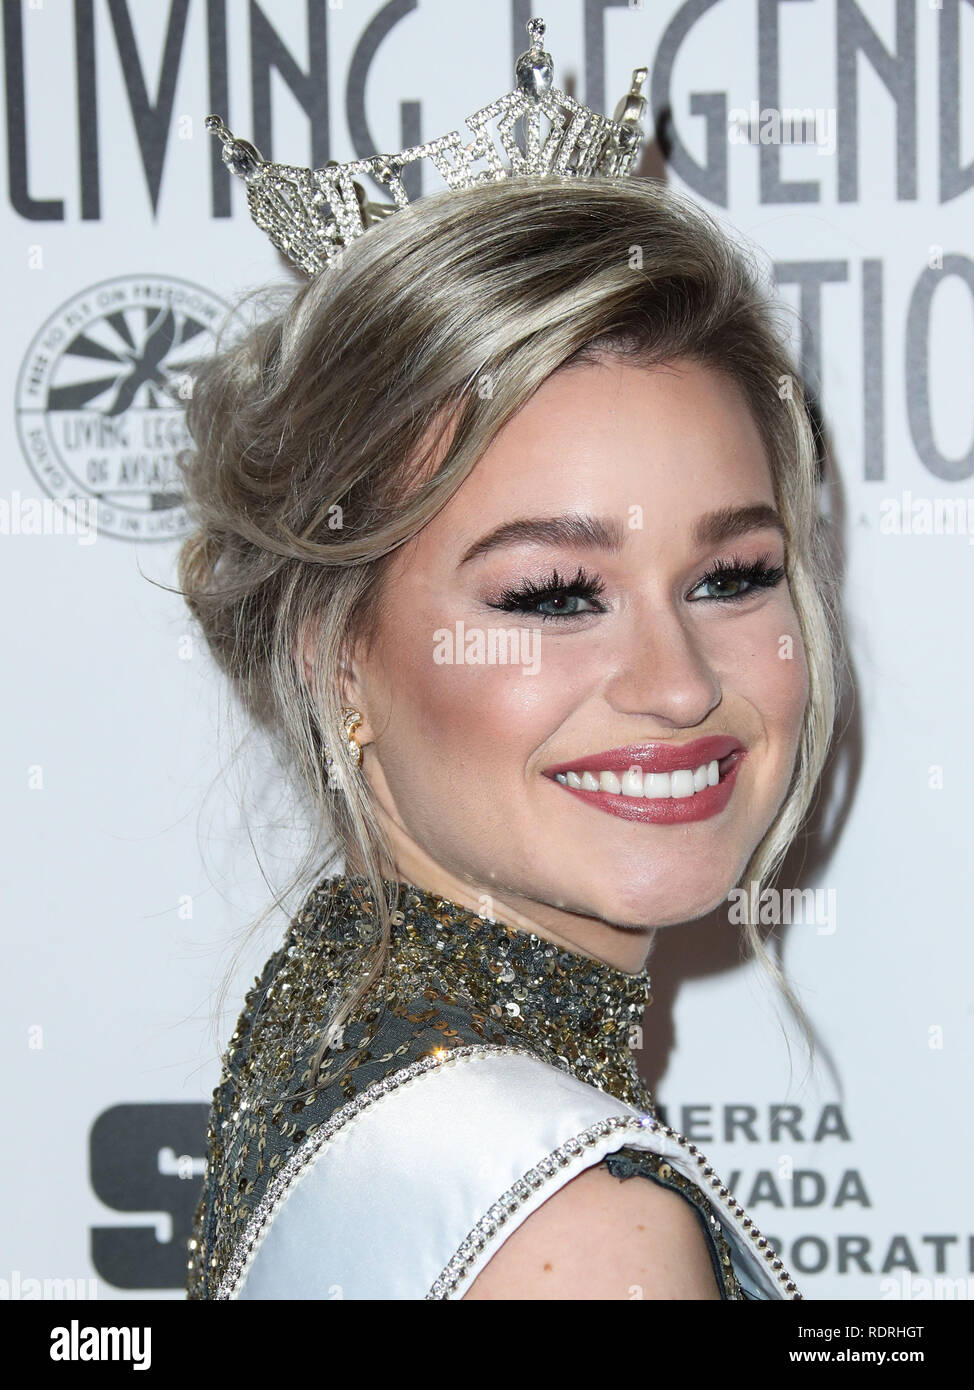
[486,554,786,621]
[489,565,607,621]
[687,553,786,603]
[533,592,600,617]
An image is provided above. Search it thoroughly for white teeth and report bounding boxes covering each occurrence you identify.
[670,769,695,799]
[555,758,723,800]
[620,766,643,796]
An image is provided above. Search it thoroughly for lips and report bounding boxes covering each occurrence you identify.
[543,735,743,778]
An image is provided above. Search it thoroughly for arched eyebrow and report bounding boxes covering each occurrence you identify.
[694,504,787,547]
[457,504,786,566]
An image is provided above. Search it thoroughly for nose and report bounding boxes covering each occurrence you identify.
[602,601,722,729]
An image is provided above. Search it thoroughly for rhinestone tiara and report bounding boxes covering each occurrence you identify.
[206,16,648,278]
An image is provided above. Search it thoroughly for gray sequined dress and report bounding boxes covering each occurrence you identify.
[185,875,802,1300]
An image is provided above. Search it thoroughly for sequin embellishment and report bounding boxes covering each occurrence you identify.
[185,874,802,1300]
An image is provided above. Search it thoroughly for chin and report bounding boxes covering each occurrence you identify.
[567,861,742,929]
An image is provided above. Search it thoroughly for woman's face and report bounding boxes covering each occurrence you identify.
[344,356,809,969]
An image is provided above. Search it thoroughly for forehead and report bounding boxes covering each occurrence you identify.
[428,357,776,545]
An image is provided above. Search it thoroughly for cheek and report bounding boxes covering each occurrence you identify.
[369,616,578,791]
[709,596,810,738]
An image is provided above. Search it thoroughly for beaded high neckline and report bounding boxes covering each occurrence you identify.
[329,874,656,1113]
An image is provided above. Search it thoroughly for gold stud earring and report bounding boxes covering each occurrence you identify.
[342,707,364,768]
[324,707,363,787]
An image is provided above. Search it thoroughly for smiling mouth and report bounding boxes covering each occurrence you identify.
[542,743,746,824]
[551,750,742,801]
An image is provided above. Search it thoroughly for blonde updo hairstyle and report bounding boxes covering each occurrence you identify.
[177,175,843,1091]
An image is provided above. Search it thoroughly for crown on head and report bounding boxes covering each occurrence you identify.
[206,16,648,277]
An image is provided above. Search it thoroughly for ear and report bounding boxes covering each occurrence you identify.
[338,644,374,746]
[295,617,374,746]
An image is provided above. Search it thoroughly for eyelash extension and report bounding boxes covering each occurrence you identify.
[691,551,786,602]
[487,553,786,622]
[490,565,607,620]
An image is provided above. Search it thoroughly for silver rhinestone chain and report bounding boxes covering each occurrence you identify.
[218,1043,801,1300]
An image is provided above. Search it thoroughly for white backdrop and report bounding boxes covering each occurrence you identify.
[3,0,972,1301]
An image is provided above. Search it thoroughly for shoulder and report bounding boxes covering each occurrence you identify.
[462,1157,721,1300]
[230,1036,709,1299]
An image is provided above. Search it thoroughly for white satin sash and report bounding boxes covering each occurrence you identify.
[224,1045,795,1300]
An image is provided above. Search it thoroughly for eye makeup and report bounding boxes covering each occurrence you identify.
[483,552,786,621]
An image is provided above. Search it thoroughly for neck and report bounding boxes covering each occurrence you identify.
[348,838,656,975]
[328,872,656,1113]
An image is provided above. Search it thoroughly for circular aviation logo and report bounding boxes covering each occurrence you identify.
[15,275,229,542]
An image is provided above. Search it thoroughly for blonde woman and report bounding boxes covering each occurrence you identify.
[181,19,841,1301]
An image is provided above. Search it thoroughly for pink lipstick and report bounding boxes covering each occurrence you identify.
[542,736,745,824]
